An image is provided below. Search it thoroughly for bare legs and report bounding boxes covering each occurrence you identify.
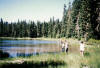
[80,51,84,56]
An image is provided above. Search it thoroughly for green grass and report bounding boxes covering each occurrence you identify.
[0,54,67,68]
[82,47,100,68]
[86,39,100,46]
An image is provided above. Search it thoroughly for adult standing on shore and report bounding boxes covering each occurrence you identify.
[65,40,69,53]
[61,40,65,52]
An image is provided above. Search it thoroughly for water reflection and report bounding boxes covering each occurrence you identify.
[0,40,61,58]
[0,40,57,46]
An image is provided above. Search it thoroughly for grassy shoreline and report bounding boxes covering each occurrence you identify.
[0,52,82,68]
[0,46,100,68]
[0,37,100,68]
[0,37,60,41]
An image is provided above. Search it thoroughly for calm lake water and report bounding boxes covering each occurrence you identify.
[0,40,61,57]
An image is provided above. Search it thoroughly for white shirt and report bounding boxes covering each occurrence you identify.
[80,43,84,51]
[62,43,65,48]
[65,42,68,49]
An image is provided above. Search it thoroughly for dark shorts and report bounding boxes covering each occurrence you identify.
[66,48,68,52]
[62,48,65,52]
[80,50,84,52]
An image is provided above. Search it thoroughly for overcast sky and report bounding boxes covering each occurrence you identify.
[0,0,73,22]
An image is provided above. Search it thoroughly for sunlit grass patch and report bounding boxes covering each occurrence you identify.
[87,39,100,46]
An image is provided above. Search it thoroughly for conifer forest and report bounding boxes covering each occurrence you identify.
[0,0,100,40]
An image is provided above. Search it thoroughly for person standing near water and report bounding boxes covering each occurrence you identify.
[65,40,69,53]
[61,40,65,52]
[80,41,85,56]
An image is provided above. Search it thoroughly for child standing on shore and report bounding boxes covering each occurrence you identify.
[80,41,85,56]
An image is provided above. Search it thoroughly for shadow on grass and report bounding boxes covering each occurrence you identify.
[84,51,90,57]
[0,60,66,68]
[0,50,9,59]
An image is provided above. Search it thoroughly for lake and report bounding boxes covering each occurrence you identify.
[0,40,61,57]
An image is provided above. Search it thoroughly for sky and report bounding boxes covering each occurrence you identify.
[0,0,73,22]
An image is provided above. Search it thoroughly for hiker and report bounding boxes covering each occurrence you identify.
[80,41,85,56]
[65,40,69,53]
[61,40,65,52]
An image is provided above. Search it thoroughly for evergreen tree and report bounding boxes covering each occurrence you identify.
[61,4,67,37]
[66,2,73,38]
[0,18,3,37]
[30,21,37,38]
[71,0,82,39]
[91,0,100,39]
[79,0,93,41]
[37,21,42,37]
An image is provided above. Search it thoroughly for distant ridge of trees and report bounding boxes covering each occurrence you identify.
[0,0,100,40]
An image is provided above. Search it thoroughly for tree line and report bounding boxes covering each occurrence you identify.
[0,0,100,40]
[0,18,62,38]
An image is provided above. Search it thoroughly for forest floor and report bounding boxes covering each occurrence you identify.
[0,38,100,68]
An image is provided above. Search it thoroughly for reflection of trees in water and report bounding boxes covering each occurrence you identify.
[17,53,34,57]
[0,50,9,58]
[16,52,58,57]
[16,52,40,57]
[0,40,4,47]
[0,43,60,58]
